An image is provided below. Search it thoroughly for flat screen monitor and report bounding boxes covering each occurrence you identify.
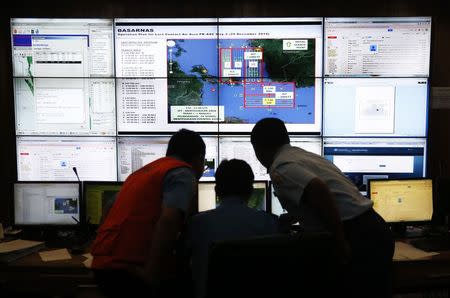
[11,18,114,78]
[198,181,268,212]
[83,181,123,225]
[217,18,323,134]
[115,18,218,133]
[14,182,81,225]
[16,136,117,181]
[323,138,427,194]
[117,136,218,182]
[219,136,322,180]
[324,17,431,77]
[323,78,428,137]
[14,78,116,136]
[115,18,322,134]
[368,178,433,223]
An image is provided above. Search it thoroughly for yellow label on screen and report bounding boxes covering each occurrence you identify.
[263,98,276,105]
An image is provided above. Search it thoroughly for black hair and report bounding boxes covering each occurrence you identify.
[215,159,254,199]
[250,118,290,148]
[166,129,206,162]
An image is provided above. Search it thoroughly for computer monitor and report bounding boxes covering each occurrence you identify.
[14,78,116,136]
[198,181,268,212]
[83,181,123,225]
[323,137,427,194]
[14,182,81,225]
[368,178,433,223]
[323,77,428,137]
[11,18,114,78]
[115,18,323,134]
[117,136,218,182]
[16,136,117,181]
[324,17,431,77]
[219,136,322,181]
[217,18,322,134]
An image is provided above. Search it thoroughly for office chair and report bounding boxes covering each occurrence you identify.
[205,232,343,298]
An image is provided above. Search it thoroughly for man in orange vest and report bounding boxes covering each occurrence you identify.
[91,129,206,298]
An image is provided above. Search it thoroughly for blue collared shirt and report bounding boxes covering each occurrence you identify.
[187,195,279,298]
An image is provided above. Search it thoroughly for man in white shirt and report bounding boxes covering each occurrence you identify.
[250,118,394,298]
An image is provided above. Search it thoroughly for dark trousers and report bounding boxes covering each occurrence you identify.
[94,269,153,298]
[94,268,194,298]
[342,208,395,298]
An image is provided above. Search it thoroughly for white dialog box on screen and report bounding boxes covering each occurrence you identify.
[354,86,395,134]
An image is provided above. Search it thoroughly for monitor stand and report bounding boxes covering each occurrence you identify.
[391,223,427,238]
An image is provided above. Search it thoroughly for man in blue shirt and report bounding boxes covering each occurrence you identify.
[187,159,279,298]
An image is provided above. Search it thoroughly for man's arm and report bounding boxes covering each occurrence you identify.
[303,177,350,262]
[145,205,184,284]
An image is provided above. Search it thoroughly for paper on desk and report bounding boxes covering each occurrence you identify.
[39,248,72,262]
[394,241,440,261]
[82,253,93,268]
[0,239,44,253]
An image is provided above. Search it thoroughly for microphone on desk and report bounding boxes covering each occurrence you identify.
[73,167,81,183]
[71,166,87,253]
[72,167,82,226]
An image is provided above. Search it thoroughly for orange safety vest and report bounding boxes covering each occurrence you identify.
[91,157,192,270]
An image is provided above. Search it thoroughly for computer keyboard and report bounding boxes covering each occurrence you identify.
[410,236,450,252]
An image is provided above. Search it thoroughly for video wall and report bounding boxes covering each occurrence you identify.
[11,17,431,192]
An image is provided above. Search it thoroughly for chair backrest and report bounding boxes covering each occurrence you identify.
[206,232,343,298]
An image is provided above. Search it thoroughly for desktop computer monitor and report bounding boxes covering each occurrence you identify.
[14,182,81,225]
[324,17,431,77]
[198,181,268,212]
[323,137,427,195]
[117,136,218,182]
[368,178,433,223]
[83,181,123,225]
[16,136,117,181]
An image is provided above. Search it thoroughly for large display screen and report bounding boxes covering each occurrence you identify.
[115,18,322,133]
[323,138,427,193]
[217,18,322,133]
[15,78,116,135]
[16,136,117,181]
[324,17,431,77]
[219,136,322,180]
[10,17,431,223]
[11,19,114,78]
[117,136,218,181]
[323,78,428,137]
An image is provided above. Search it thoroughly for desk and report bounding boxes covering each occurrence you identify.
[1,244,450,297]
[394,247,450,294]
[0,248,98,298]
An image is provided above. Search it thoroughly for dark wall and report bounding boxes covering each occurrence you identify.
[1,0,450,224]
